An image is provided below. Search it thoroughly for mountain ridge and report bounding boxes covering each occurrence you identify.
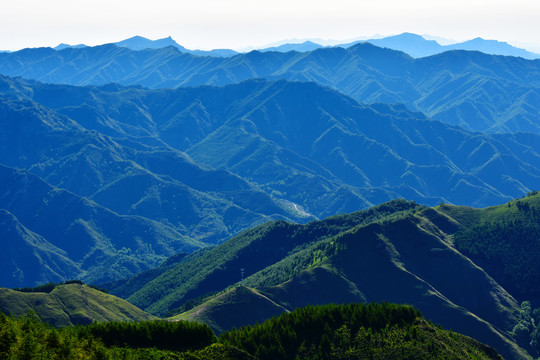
[106,197,538,360]
[0,283,156,327]
[1,42,539,134]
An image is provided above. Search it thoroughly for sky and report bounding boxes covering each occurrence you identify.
[2,0,540,52]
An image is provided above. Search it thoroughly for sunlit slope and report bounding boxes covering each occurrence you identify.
[0,283,156,327]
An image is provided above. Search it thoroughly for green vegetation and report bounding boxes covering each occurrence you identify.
[0,312,250,360]
[0,303,502,360]
[75,319,215,351]
[510,301,540,358]
[219,302,502,360]
[116,199,422,316]
[14,280,108,294]
[0,283,156,327]
[444,191,540,305]
[161,198,527,359]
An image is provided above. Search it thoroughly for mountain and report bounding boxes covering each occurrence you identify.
[113,35,188,51]
[350,32,444,58]
[106,198,533,360]
[0,163,201,285]
[54,43,88,50]
[107,201,425,314]
[1,42,539,134]
[437,192,540,306]
[2,75,540,289]
[0,282,156,326]
[0,79,314,286]
[0,209,80,288]
[189,48,239,57]
[445,37,540,59]
[113,35,238,57]
[259,41,323,53]
[2,75,540,218]
[341,33,540,59]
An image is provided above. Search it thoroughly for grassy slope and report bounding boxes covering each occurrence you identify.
[435,192,540,226]
[0,283,156,327]
[177,286,288,334]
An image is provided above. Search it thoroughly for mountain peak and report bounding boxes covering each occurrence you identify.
[114,35,186,51]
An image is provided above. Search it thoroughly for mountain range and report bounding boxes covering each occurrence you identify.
[105,196,540,360]
[346,33,540,59]
[1,42,539,134]
[50,33,540,59]
[258,33,540,59]
[1,74,540,288]
[2,33,540,360]
[54,35,238,57]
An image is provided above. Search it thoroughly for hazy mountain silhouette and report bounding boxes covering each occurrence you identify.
[341,33,540,59]
[259,41,323,53]
[113,35,238,57]
[114,35,187,51]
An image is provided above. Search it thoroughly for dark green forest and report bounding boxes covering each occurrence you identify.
[0,303,503,359]
[219,302,501,360]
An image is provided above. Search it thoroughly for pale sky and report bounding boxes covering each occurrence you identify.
[2,0,540,51]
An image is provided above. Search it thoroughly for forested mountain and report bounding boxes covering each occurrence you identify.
[0,164,201,285]
[438,192,540,306]
[2,74,540,287]
[2,75,540,215]
[0,77,316,286]
[104,196,540,360]
[1,43,539,133]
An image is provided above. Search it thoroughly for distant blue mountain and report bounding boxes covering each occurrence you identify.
[113,35,237,57]
[445,37,538,58]
[341,33,540,59]
[259,41,323,53]
[113,35,187,51]
[47,34,539,59]
[2,42,539,135]
[54,43,88,50]
[50,36,238,57]
[348,33,443,58]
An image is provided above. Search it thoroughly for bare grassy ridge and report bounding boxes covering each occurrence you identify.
[0,283,155,326]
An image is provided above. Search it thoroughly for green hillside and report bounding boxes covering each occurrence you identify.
[111,197,540,359]
[171,212,524,359]
[436,191,540,305]
[110,200,422,315]
[178,286,288,334]
[0,283,156,327]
